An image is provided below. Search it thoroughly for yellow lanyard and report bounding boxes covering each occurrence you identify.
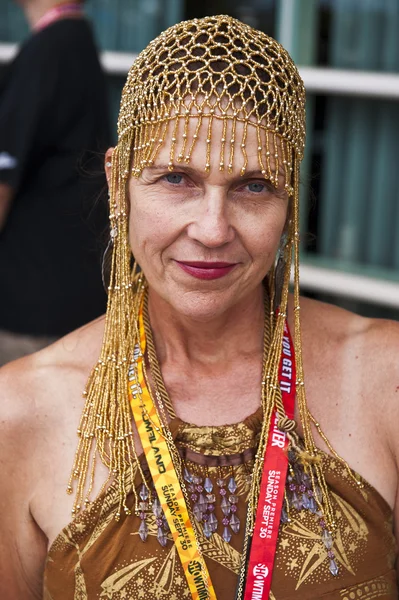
[128,305,217,600]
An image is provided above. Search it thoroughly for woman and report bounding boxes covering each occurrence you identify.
[1,15,398,600]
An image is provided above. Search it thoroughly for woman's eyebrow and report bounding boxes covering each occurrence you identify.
[144,165,284,182]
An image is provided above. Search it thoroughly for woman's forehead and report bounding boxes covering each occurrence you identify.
[150,115,287,180]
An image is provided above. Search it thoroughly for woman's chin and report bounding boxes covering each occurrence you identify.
[149,284,253,323]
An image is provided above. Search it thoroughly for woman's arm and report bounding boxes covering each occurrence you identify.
[0,362,47,600]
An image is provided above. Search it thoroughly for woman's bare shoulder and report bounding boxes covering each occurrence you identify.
[298,294,399,351]
[0,315,105,436]
[298,295,399,442]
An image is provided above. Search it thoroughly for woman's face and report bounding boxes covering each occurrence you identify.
[126,118,289,321]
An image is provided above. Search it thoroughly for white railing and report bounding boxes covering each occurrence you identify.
[297,264,399,309]
[1,43,399,98]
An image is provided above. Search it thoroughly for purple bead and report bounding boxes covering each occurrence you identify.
[208,504,215,512]
[152,498,162,518]
[294,469,303,484]
[204,477,213,493]
[209,513,218,532]
[202,513,209,522]
[289,483,297,492]
[219,488,227,496]
[280,506,289,524]
[227,476,238,494]
[191,493,198,502]
[314,485,322,502]
[139,484,149,501]
[221,496,231,515]
[139,511,146,520]
[198,493,207,506]
[156,517,163,526]
[322,529,333,549]
[299,484,306,493]
[229,514,240,534]
[138,520,148,542]
[329,559,339,576]
[203,521,213,539]
[193,504,203,521]
[222,526,232,543]
[327,550,335,559]
[157,527,168,547]
[196,485,204,493]
[292,492,302,511]
[307,489,314,497]
[308,497,317,513]
[319,519,326,529]
[230,504,238,513]
[183,467,193,483]
[222,517,230,526]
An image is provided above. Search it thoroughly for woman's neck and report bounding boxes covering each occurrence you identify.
[147,285,265,368]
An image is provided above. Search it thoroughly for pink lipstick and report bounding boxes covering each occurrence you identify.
[176,261,237,280]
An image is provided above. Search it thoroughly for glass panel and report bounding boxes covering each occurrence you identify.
[290,0,399,318]
[317,0,399,73]
[185,0,276,37]
[0,0,184,51]
[0,1,29,43]
[304,0,399,269]
[86,0,184,52]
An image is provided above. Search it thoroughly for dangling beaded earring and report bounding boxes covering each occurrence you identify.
[101,191,118,292]
[273,234,288,312]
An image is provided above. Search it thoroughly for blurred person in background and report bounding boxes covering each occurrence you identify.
[0,0,111,365]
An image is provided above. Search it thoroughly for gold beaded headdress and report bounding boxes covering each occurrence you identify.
[69,15,353,535]
[117,14,305,188]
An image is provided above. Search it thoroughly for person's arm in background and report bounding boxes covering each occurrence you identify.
[0,182,14,231]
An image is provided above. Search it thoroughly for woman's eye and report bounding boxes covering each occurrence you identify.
[247,182,266,193]
[165,173,183,184]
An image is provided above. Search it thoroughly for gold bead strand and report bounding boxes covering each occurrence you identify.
[168,110,180,170]
[240,119,248,176]
[219,116,228,171]
[228,115,237,173]
[185,112,203,164]
[205,111,214,173]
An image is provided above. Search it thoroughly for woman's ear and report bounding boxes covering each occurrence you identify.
[104,147,114,186]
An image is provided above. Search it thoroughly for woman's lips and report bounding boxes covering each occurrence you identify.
[175,261,237,280]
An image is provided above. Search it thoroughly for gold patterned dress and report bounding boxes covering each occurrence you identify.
[44,408,397,600]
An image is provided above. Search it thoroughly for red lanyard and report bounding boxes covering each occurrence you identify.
[34,3,84,32]
[243,319,296,599]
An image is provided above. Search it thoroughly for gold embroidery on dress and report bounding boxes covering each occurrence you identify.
[340,574,394,599]
[198,530,242,574]
[99,557,158,598]
[74,565,88,600]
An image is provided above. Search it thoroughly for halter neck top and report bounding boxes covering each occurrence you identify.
[43,407,397,600]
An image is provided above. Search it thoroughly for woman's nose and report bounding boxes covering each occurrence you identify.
[187,190,235,248]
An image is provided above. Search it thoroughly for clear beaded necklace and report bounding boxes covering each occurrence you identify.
[138,290,269,547]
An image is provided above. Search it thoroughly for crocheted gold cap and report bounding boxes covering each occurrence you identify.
[117,15,306,191]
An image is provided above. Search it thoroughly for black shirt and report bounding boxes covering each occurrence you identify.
[0,18,111,336]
